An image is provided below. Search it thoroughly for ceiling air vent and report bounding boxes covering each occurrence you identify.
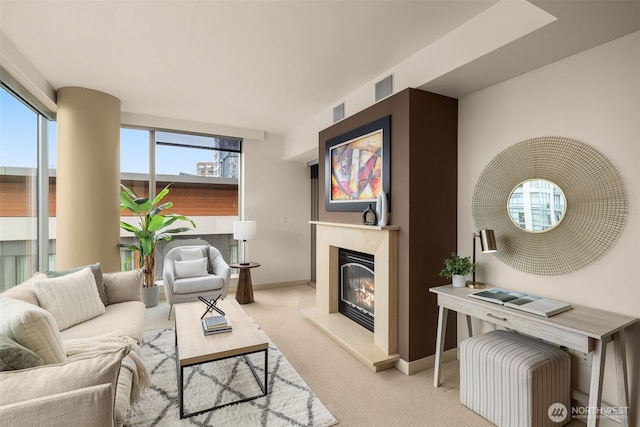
[333,103,345,123]
[375,75,393,102]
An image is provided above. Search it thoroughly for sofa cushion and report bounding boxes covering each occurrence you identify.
[0,333,44,371]
[0,346,128,407]
[0,296,66,364]
[173,275,225,294]
[103,269,143,304]
[174,257,208,279]
[1,272,47,306]
[33,267,106,331]
[46,262,108,306]
[60,301,145,344]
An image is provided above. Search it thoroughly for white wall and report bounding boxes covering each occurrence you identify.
[458,31,640,424]
[243,133,311,286]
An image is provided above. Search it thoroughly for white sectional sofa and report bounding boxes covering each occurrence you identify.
[0,265,146,427]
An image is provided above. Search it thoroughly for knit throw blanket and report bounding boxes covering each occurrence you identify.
[64,330,150,401]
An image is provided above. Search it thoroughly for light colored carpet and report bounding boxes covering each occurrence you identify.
[126,328,337,426]
[143,285,496,426]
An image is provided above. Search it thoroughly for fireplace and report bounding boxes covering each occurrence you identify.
[339,248,375,332]
[305,221,398,372]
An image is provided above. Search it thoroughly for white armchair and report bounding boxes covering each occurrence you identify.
[163,245,231,319]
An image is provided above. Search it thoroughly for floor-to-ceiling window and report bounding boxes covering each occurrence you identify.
[47,121,57,270]
[120,129,241,279]
[0,85,50,289]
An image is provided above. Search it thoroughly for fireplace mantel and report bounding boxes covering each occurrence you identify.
[309,221,399,232]
[304,221,399,371]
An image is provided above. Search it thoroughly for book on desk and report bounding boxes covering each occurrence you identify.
[469,288,572,317]
[201,315,232,335]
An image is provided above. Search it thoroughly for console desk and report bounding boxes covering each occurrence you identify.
[430,285,638,427]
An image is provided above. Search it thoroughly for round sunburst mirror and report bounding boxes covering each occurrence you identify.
[472,136,627,276]
[507,179,567,233]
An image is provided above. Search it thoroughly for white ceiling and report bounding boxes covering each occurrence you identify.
[1,1,638,136]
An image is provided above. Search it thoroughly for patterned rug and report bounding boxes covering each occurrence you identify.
[126,328,338,427]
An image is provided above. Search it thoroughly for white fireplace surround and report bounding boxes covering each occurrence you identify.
[305,221,399,371]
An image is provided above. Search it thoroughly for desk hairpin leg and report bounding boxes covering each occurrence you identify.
[198,295,225,319]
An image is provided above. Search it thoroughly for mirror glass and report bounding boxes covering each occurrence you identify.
[507,179,566,232]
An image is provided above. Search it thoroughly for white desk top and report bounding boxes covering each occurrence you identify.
[430,285,638,340]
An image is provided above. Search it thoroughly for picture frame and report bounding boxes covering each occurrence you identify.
[325,115,390,212]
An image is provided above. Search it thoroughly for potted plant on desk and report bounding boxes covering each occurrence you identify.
[439,252,475,288]
[119,183,195,307]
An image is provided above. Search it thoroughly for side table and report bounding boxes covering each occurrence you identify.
[230,262,260,304]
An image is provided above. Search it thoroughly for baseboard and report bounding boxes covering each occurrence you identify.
[229,279,311,292]
[394,348,458,375]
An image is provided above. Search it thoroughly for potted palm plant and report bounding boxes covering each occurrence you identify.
[439,252,476,288]
[119,183,195,307]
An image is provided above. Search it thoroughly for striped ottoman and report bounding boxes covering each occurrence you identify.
[460,330,571,427]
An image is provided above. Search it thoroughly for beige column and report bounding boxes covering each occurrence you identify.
[56,87,121,272]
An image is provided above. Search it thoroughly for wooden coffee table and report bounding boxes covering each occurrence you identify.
[174,299,269,418]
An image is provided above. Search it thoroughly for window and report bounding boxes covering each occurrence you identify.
[155,131,240,178]
[119,129,242,278]
[47,121,57,269]
[0,86,41,288]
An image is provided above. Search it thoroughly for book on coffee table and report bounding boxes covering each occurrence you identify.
[203,315,227,329]
[201,316,232,335]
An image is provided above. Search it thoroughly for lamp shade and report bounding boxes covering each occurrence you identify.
[233,221,257,241]
[479,229,497,253]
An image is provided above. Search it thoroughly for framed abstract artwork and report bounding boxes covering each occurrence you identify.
[325,115,390,212]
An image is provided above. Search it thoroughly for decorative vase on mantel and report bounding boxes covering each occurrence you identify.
[452,274,466,288]
[376,190,388,226]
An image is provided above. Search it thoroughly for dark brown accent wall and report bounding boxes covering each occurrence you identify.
[318,88,458,362]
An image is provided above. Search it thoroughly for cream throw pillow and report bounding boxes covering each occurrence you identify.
[45,262,108,306]
[1,272,46,306]
[33,267,106,331]
[0,296,66,364]
[174,258,209,279]
[103,269,143,304]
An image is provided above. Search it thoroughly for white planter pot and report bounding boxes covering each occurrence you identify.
[452,275,466,288]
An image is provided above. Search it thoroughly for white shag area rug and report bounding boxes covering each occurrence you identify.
[126,328,338,427]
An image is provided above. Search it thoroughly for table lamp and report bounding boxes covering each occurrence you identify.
[233,221,256,265]
[466,229,497,289]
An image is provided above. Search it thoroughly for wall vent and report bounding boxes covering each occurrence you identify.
[333,103,345,123]
[375,75,393,102]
